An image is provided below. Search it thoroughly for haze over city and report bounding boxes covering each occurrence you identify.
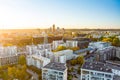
[0,0,120,29]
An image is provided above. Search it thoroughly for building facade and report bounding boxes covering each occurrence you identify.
[0,46,18,66]
[53,49,74,63]
[96,46,116,62]
[26,54,50,69]
[81,61,114,80]
[42,62,67,80]
[88,42,111,50]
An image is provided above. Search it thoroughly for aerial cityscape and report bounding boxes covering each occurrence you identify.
[0,0,120,80]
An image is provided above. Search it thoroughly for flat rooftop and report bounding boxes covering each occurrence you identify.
[106,61,120,70]
[113,75,120,80]
[81,61,112,73]
[43,62,66,71]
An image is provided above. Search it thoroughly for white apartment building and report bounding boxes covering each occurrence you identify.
[4,46,17,55]
[0,46,18,66]
[81,61,114,80]
[42,62,67,80]
[26,45,37,55]
[52,40,78,50]
[26,54,50,69]
[106,61,120,76]
[37,43,51,51]
[66,40,78,48]
[52,40,65,50]
[88,42,111,50]
[53,49,74,63]
[96,46,116,62]
[26,43,52,55]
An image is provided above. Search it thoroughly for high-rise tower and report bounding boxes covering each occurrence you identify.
[52,24,55,32]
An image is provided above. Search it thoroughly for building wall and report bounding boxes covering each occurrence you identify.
[54,50,74,63]
[116,47,120,59]
[112,69,120,76]
[26,55,50,69]
[0,56,18,66]
[42,68,67,80]
[81,69,114,80]
[96,47,116,62]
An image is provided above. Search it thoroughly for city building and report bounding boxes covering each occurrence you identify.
[26,43,52,56]
[116,47,120,59]
[0,55,18,66]
[0,46,18,66]
[88,42,111,50]
[42,62,67,80]
[106,61,120,76]
[26,54,50,69]
[37,44,51,52]
[52,24,55,32]
[96,46,116,62]
[26,45,37,55]
[52,40,65,50]
[53,49,74,63]
[81,61,114,80]
[52,40,78,50]
[72,37,90,49]
[66,40,78,48]
[74,48,93,58]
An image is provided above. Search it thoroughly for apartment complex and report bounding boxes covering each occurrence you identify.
[96,46,116,62]
[52,40,78,50]
[53,49,74,63]
[88,42,111,50]
[42,62,67,80]
[26,54,50,69]
[0,46,18,66]
[81,61,114,80]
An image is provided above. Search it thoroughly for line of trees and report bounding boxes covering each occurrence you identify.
[101,36,120,47]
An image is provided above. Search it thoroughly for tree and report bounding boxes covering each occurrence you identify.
[70,60,77,66]
[8,65,28,80]
[3,43,13,47]
[70,47,80,51]
[99,36,104,41]
[53,46,67,52]
[76,56,84,65]
[77,68,80,74]
[18,55,26,65]
[68,75,73,80]
[102,38,112,43]
[8,67,16,79]
[112,37,120,46]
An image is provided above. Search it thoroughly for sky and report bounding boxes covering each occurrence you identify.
[0,0,120,29]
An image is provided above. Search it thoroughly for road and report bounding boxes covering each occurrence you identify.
[27,69,39,80]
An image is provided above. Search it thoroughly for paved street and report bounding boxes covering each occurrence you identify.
[27,69,39,80]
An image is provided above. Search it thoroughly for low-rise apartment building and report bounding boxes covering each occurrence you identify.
[42,62,67,80]
[81,61,114,80]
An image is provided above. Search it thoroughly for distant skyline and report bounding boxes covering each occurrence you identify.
[0,0,120,29]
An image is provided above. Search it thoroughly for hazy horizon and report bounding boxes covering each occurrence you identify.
[0,0,120,29]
